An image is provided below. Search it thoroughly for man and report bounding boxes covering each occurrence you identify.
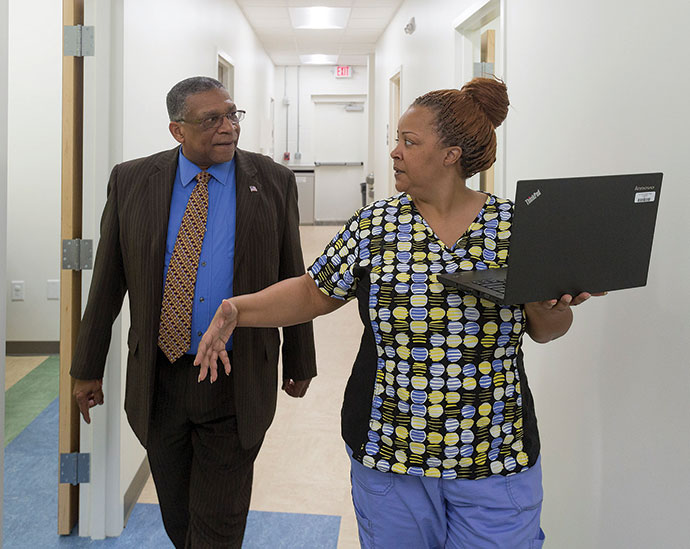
[70,76,316,548]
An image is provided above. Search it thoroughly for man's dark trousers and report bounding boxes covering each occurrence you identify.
[147,351,263,548]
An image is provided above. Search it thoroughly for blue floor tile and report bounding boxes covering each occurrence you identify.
[4,398,340,548]
[244,511,340,549]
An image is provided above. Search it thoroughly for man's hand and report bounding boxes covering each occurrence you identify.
[194,298,238,383]
[73,378,104,424]
[282,378,312,398]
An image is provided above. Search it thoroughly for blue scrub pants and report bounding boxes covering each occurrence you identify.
[348,447,545,549]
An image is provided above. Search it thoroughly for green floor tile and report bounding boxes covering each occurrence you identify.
[5,355,60,446]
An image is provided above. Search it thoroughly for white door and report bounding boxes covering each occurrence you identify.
[313,101,366,222]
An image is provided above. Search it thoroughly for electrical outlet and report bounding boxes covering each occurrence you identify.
[47,279,60,300]
[11,280,25,301]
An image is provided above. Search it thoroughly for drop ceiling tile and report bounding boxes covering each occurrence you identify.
[288,0,354,6]
[271,53,302,65]
[349,7,398,19]
[342,28,381,40]
[352,0,402,6]
[257,28,297,40]
[337,55,370,66]
[296,44,341,55]
[294,29,345,43]
[338,42,377,54]
[259,38,297,51]
[237,0,289,6]
[241,6,290,18]
[345,18,385,30]
[237,0,405,65]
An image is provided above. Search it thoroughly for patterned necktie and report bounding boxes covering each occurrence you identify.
[158,171,210,362]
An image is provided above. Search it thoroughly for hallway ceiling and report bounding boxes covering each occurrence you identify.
[236,0,405,66]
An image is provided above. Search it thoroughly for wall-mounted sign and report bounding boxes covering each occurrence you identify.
[335,65,352,78]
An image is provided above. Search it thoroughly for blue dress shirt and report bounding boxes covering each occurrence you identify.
[163,149,236,354]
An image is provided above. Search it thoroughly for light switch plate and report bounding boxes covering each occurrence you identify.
[11,280,25,301]
[47,279,60,300]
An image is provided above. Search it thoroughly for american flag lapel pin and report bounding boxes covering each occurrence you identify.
[249,185,258,192]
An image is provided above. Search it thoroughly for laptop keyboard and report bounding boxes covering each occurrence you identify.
[472,278,506,293]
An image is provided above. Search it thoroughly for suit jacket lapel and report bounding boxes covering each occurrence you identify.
[147,147,179,310]
[234,149,259,273]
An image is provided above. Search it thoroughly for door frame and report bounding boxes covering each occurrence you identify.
[59,0,85,534]
[453,0,507,197]
[217,51,235,99]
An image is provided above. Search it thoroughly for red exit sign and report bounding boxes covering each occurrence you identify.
[335,65,352,78]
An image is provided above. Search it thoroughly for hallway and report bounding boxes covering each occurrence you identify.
[3,0,690,547]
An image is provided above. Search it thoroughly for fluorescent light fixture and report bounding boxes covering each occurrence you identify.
[300,54,338,65]
[289,7,350,29]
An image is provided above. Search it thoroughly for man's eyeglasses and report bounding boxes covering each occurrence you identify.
[180,110,246,131]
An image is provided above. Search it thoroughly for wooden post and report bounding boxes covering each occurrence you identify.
[480,29,496,195]
[59,0,84,535]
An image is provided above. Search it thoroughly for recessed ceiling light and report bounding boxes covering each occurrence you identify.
[299,54,339,65]
[289,7,350,30]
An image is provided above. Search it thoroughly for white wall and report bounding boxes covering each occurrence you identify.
[274,64,369,167]
[122,0,275,161]
[505,2,690,547]
[374,1,690,547]
[373,0,468,199]
[6,0,62,342]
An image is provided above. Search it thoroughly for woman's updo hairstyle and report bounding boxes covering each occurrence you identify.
[412,77,509,179]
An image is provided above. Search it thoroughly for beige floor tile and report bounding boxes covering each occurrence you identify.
[252,225,361,546]
[138,475,159,504]
[338,513,362,549]
[251,293,362,546]
[299,224,343,262]
[5,355,49,390]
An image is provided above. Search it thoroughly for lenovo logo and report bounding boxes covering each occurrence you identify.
[525,189,541,205]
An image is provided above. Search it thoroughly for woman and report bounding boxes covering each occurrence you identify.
[196,77,598,548]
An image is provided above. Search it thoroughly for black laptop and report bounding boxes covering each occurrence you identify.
[437,173,663,305]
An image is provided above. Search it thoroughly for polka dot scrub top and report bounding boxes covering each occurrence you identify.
[308,193,541,480]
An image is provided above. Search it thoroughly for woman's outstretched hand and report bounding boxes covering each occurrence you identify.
[194,299,238,383]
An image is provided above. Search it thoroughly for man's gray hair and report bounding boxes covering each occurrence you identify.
[166,76,225,121]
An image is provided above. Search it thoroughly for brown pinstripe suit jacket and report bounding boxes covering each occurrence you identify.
[70,146,317,449]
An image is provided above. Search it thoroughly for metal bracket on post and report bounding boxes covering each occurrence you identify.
[62,239,93,270]
[64,25,95,57]
[59,452,90,485]
[473,62,495,78]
